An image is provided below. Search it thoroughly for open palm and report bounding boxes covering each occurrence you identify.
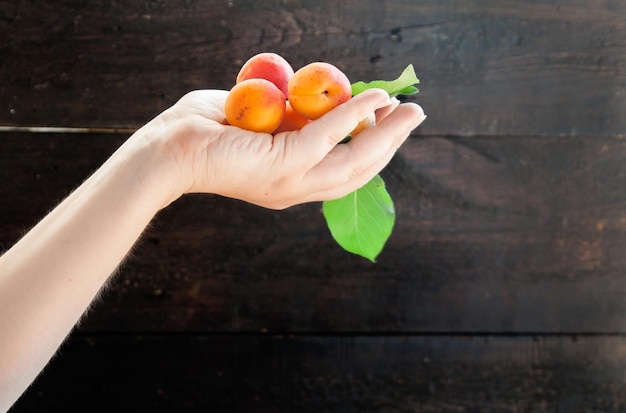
[155,88,425,209]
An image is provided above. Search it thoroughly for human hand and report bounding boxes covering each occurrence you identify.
[149,88,425,209]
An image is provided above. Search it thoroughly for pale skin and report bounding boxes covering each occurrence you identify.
[0,88,425,411]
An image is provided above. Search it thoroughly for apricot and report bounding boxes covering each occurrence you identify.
[225,78,286,134]
[287,62,352,120]
[274,101,311,133]
[236,52,294,98]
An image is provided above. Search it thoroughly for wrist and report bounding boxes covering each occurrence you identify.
[119,117,189,212]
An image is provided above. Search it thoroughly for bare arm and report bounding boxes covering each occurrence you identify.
[0,88,425,410]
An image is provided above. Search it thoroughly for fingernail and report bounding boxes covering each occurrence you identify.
[390,97,401,109]
[414,105,426,121]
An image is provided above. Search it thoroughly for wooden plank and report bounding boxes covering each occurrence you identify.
[1,0,625,136]
[0,132,125,241]
[2,131,626,333]
[10,334,626,412]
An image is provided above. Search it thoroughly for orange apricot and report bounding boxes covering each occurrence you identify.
[225,78,286,134]
[236,52,294,98]
[274,101,311,133]
[287,62,352,120]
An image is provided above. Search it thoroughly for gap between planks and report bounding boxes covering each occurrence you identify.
[1,125,624,140]
[0,125,137,134]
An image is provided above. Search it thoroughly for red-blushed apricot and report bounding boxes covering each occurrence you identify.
[273,101,311,134]
[225,78,286,134]
[236,52,295,98]
[350,112,376,136]
[287,62,352,120]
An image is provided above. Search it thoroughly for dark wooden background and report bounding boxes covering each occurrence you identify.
[2,1,626,411]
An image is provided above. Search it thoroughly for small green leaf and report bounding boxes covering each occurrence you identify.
[322,175,395,262]
[351,64,420,97]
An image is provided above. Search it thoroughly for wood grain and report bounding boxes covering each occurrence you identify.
[1,0,625,136]
[10,334,626,412]
[3,131,626,333]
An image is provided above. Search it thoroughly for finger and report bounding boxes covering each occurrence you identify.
[302,102,426,200]
[374,97,400,124]
[350,102,425,156]
[293,88,393,168]
[305,142,401,202]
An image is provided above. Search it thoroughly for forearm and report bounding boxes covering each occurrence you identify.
[0,123,177,410]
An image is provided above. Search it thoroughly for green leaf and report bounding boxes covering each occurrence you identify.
[322,175,395,262]
[323,64,418,261]
[351,64,420,97]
